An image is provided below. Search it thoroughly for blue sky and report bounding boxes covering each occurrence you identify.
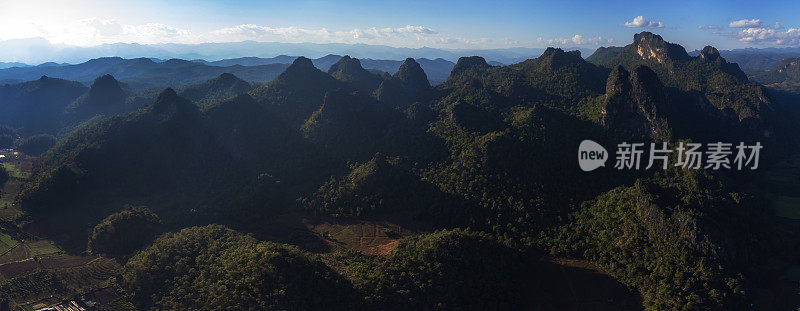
[1,0,798,50]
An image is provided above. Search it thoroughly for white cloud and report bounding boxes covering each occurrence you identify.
[18,18,194,45]
[624,16,664,28]
[79,18,123,36]
[545,35,613,46]
[206,24,484,48]
[729,19,763,28]
[123,23,192,43]
[210,24,332,41]
[1,19,498,48]
[732,27,800,46]
[698,25,723,30]
[380,25,436,35]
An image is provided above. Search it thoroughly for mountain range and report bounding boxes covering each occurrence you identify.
[0,37,593,66]
[0,55,456,88]
[589,44,800,76]
[1,32,800,310]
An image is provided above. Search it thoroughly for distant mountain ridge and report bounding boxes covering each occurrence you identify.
[752,57,800,106]
[0,37,595,66]
[0,57,289,89]
[0,55,456,88]
[198,55,457,85]
[0,62,30,70]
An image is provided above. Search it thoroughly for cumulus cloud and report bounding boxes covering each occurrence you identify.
[10,19,489,48]
[206,24,454,46]
[210,24,331,40]
[698,25,723,30]
[205,24,480,48]
[332,26,436,40]
[624,16,664,28]
[545,35,613,46]
[729,19,763,28]
[124,23,191,42]
[4,17,557,49]
[28,18,194,45]
[380,25,436,34]
[79,18,124,36]
[732,27,800,46]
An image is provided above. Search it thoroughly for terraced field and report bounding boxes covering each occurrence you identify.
[0,154,126,310]
[0,254,122,309]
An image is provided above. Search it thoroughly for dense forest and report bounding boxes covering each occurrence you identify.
[0,31,799,310]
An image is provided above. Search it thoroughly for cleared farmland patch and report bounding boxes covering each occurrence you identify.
[0,256,122,309]
[0,233,19,255]
[0,244,30,264]
[40,255,94,269]
[0,179,22,209]
[310,221,411,255]
[0,258,39,281]
[0,156,32,221]
[25,240,62,257]
[0,162,30,180]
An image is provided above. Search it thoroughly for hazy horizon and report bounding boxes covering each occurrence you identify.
[0,37,594,65]
[2,0,799,61]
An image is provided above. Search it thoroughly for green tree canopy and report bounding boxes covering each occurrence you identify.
[369,229,533,310]
[122,225,361,310]
[88,205,162,259]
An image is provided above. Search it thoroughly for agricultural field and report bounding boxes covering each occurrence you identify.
[0,236,123,309]
[0,257,123,309]
[309,220,411,255]
[25,240,61,258]
[0,238,123,309]
[0,244,29,265]
[1,162,31,180]
[0,234,19,254]
[0,153,33,221]
[0,178,24,220]
[0,234,19,258]
[0,153,125,310]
